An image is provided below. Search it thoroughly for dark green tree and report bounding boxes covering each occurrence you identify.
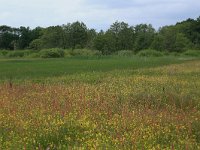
[108,21,134,51]
[86,29,97,49]
[62,23,72,49]
[159,26,177,52]
[174,33,193,52]
[134,24,155,51]
[39,26,64,49]
[151,34,164,51]
[0,25,19,50]
[69,21,88,49]
[17,26,32,49]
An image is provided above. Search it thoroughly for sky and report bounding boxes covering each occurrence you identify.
[0,0,200,30]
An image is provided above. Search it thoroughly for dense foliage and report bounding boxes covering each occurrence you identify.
[0,17,200,53]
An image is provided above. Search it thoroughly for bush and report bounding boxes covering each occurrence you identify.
[0,50,9,56]
[163,51,170,56]
[70,49,102,56]
[39,48,65,58]
[63,49,72,57]
[114,50,134,56]
[29,39,44,50]
[6,50,37,58]
[137,49,164,57]
[183,50,200,57]
[6,51,26,58]
[170,52,181,56]
[26,53,40,58]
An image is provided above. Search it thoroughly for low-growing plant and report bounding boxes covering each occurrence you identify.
[170,52,181,56]
[6,50,25,58]
[0,50,9,56]
[114,50,134,56]
[163,51,170,56]
[5,50,37,58]
[39,48,65,58]
[63,49,72,57]
[26,53,40,58]
[70,49,102,56]
[192,121,200,143]
[183,50,200,57]
[137,49,164,57]
[0,57,200,149]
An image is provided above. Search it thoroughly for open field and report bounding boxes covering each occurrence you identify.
[0,56,200,149]
[0,56,193,82]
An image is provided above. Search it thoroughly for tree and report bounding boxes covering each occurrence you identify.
[38,26,64,49]
[172,17,200,49]
[29,39,44,50]
[158,26,177,52]
[86,29,97,49]
[134,24,155,51]
[69,21,88,49]
[17,26,32,49]
[62,23,72,49]
[94,31,106,51]
[0,26,20,50]
[0,16,199,53]
[108,21,134,51]
[174,33,193,52]
[151,34,164,51]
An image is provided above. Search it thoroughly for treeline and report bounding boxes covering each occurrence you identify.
[0,16,200,54]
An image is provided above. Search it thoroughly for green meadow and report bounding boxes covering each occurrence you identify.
[0,56,200,149]
[0,56,191,82]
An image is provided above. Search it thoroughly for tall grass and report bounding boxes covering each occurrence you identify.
[0,56,187,82]
[0,60,200,149]
[183,50,200,57]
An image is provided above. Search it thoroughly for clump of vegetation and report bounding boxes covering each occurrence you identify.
[0,50,39,58]
[39,48,65,58]
[26,53,40,58]
[70,49,102,56]
[114,50,134,56]
[5,50,37,58]
[0,50,9,56]
[137,49,164,57]
[170,52,181,56]
[183,50,200,57]
[6,50,25,57]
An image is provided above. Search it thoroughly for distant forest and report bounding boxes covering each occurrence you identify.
[0,16,200,54]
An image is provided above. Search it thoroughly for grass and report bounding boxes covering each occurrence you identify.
[0,56,200,149]
[0,56,193,82]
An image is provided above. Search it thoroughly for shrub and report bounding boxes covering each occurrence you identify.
[29,39,44,50]
[163,51,170,56]
[63,49,72,57]
[0,50,9,56]
[114,50,134,56]
[137,49,164,57]
[183,50,200,57]
[6,51,26,57]
[75,44,82,49]
[26,53,40,58]
[170,52,181,56]
[39,48,65,58]
[6,50,37,58]
[70,49,102,56]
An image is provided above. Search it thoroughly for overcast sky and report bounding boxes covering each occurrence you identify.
[0,0,200,30]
